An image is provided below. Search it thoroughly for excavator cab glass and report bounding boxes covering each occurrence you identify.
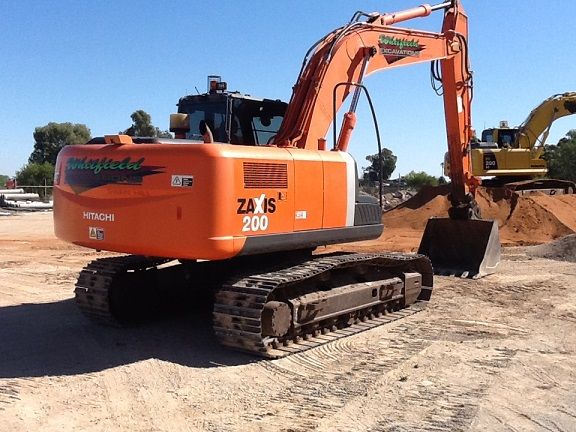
[497,129,518,148]
[177,95,227,142]
[232,97,287,145]
[481,128,519,148]
[480,129,494,143]
[177,93,287,145]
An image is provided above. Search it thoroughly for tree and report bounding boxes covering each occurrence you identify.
[0,174,9,187]
[29,123,91,165]
[404,170,439,191]
[15,162,55,199]
[122,110,172,138]
[362,148,397,183]
[543,130,576,182]
[156,128,173,139]
[16,162,54,186]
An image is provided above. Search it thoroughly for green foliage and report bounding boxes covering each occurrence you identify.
[15,162,55,199]
[123,110,155,137]
[543,130,576,182]
[362,148,397,184]
[0,174,9,187]
[156,128,173,138]
[29,123,91,165]
[404,170,439,191]
[122,110,172,138]
[16,162,54,186]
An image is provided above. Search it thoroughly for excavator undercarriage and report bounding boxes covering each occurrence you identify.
[481,178,576,196]
[75,251,432,358]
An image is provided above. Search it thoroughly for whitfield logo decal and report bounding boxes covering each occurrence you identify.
[65,157,164,193]
[67,157,144,174]
[379,35,424,64]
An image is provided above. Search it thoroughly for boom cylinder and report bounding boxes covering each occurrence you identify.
[336,112,356,152]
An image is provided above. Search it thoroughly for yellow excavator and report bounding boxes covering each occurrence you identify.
[447,92,576,193]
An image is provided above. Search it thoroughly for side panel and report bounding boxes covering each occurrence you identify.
[235,150,383,255]
[471,148,547,177]
[287,148,324,231]
[224,146,295,238]
[320,151,355,228]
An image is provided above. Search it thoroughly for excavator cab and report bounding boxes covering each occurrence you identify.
[170,78,287,146]
[481,125,518,149]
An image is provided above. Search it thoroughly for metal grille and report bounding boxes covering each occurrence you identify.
[243,162,288,189]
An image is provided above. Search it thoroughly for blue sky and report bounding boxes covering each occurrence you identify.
[1,1,575,178]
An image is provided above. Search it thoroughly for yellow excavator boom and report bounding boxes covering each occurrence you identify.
[516,92,576,157]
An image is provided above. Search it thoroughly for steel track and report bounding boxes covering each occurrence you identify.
[73,252,432,358]
[213,252,432,358]
[74,255,169,325]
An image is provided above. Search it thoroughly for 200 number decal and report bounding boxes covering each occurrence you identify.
[242,215,269,232]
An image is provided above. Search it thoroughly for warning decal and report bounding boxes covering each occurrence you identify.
[171,175,194,187]
[88,227,105,240]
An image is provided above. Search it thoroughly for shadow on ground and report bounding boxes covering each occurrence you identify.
[0,299,255,378]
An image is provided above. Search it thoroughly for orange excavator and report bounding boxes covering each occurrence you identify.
[53,0,499,357]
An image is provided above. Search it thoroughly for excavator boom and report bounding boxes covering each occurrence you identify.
[517,92,576,157]
[270,1,500,278]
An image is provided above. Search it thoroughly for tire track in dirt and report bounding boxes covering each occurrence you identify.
[327,346,519,432]
[245,316,519,432]
[246,321,431,431]
[240,312,481,431]
[0,381,21,411]
[236,267,535,432]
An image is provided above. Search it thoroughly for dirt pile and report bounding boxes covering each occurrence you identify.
[383,185,576,246]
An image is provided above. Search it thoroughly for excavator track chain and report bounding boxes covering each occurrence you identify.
[74,255,170,326]
[74,252,432,358]
[505,179,576,195]
[213,252,433,358]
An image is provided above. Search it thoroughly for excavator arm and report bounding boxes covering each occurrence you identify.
[516,92,576,158]
[273,0,476,215]
[272,0,499,277]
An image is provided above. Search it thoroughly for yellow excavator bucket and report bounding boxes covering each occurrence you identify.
[418,218,501,279]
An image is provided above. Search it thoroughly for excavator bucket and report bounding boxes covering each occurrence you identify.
[418,218,500,279]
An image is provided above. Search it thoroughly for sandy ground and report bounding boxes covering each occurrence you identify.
[1,212,576,431]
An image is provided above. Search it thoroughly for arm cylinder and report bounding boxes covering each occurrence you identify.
[382,4,433,25]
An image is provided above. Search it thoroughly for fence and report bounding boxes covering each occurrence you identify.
[13,185,53,202]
